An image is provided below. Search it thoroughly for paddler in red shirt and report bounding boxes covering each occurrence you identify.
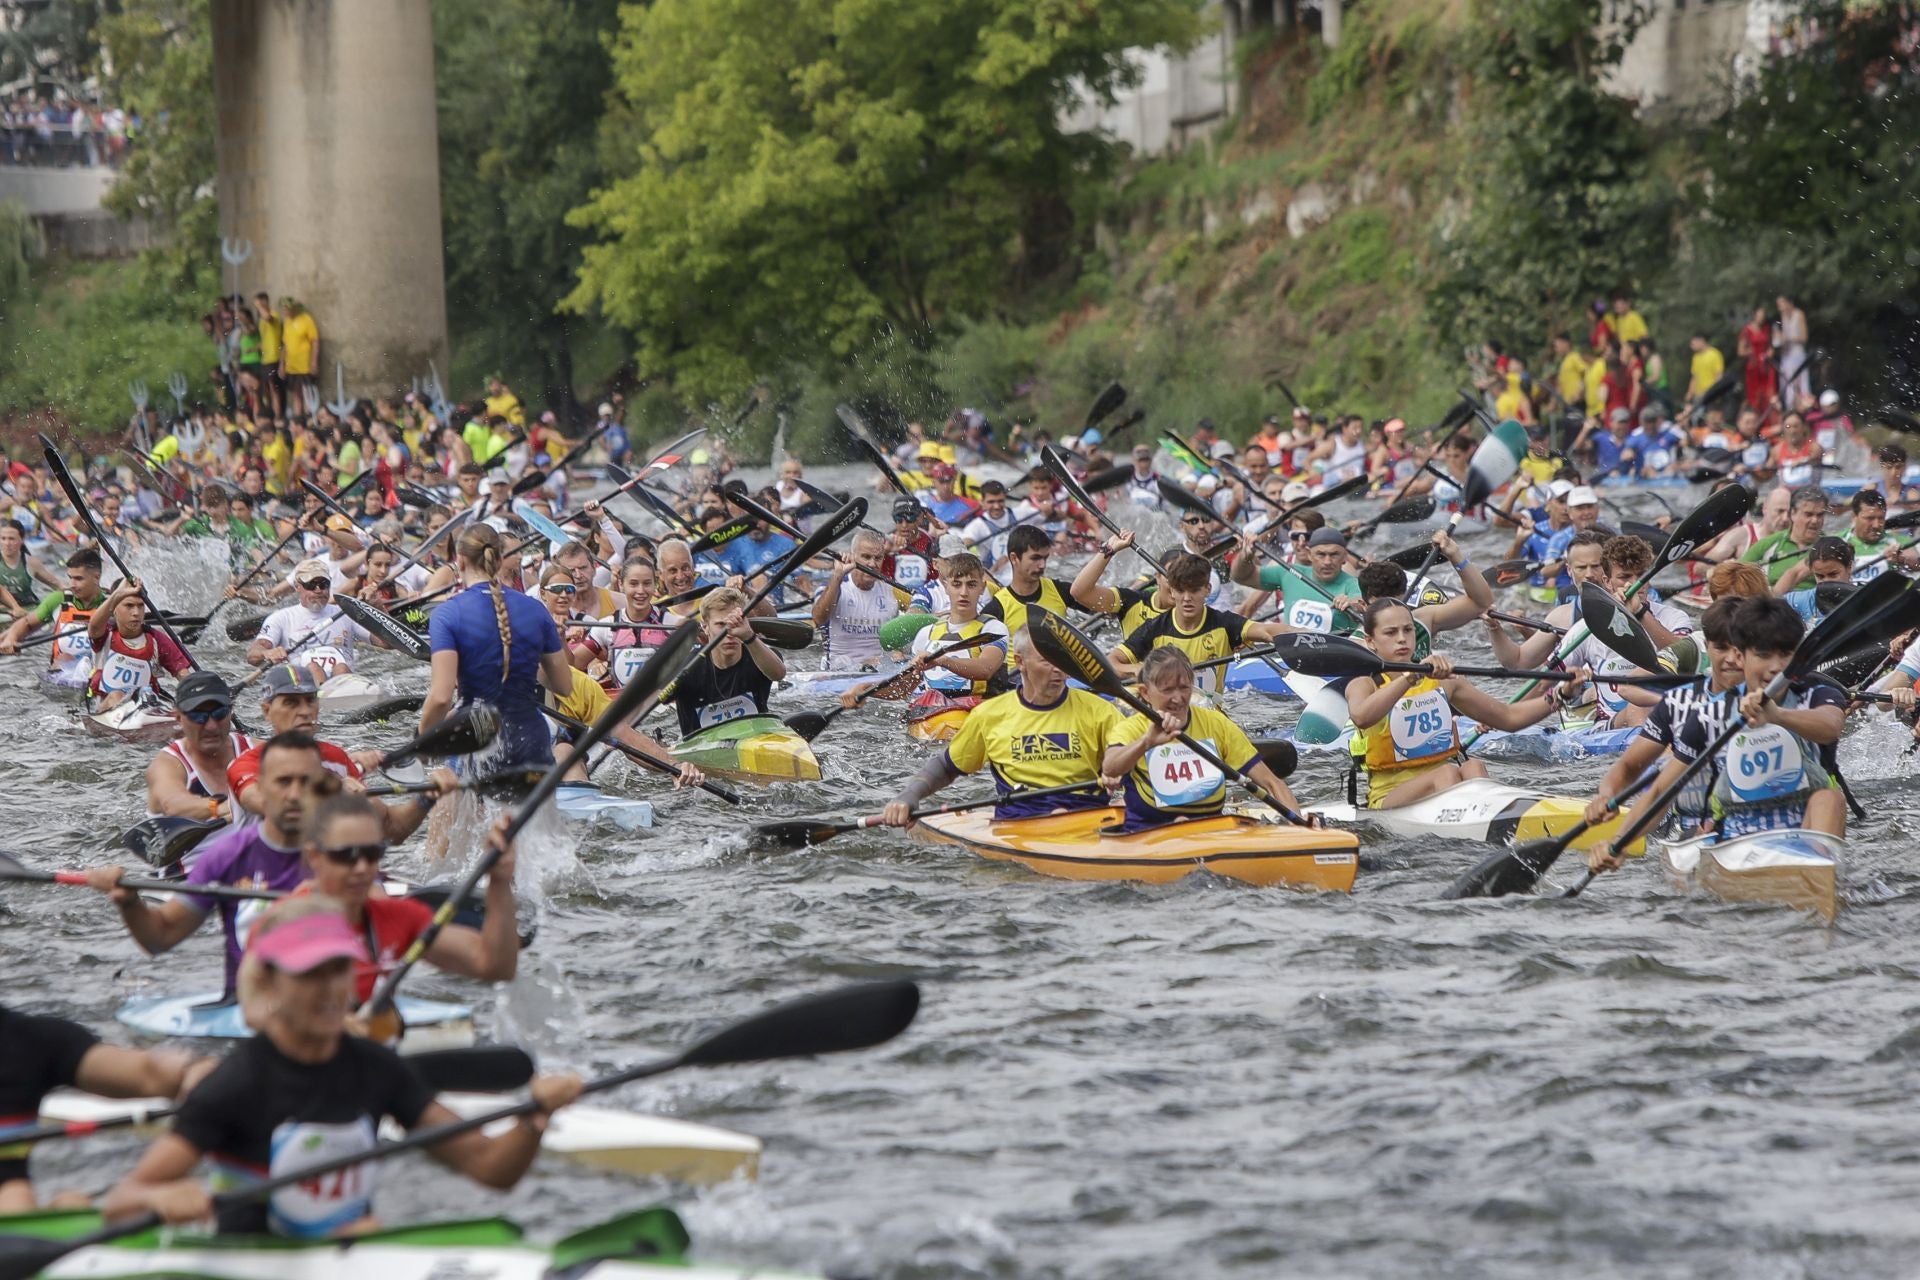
[84,577,192,714]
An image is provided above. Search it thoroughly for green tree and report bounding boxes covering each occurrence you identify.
[1424,0,1670,357]
[567,0,1206,402]
[434,0,624,422]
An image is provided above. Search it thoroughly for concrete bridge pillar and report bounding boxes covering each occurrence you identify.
[211,0,449,402]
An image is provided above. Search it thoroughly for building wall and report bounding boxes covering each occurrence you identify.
[1606,0,1787,108]
[1061,18,1237,156]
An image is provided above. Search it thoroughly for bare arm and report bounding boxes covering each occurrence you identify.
[146,753,229,820]
[1346,671,1417,730]
[1446,674,1568,732]
[742,633,785,681]
[418,649,459,735]
[82,867,207,955]
[538,648,575,700]
[810,563,846,628]
[74,1044,200,1101]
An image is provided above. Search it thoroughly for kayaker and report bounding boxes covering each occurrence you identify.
[1348,598,1585,810]
[574,555,678,691]
[1703,483,1789,565]
[895,552,1009,723]
[663,587,785,738]
[422,522,574,771]
[533,561,598,672]
[1871,631,1920,749]
[1741,485,1829,585]
[980,525,1097,670]
[1351,533,1494,658]
[83,576,192,714]
[958,479,1020,570]
[0,518,59,619]
[247,558,375,683]
[100,895,582,1238]
[1586,596,1847,874]
[90,731,334,996]
[1070,529,1167,634]
[1230,526,1362,634]
[553,539,622,616]
[1110,552,1285,693]
[293,794,519,1007]
[1506,480,1577,603]
[0,548,107,683]
[1839,489,1917,581]
[146,673,255,820]
[812,530,906,671]
[878,626,1122,824]
[1484,531,1610,669]
[1775,537,1855,624]
[0,1005,207,1213]
[1101,648,1308,831]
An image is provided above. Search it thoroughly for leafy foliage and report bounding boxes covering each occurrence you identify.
[566,0,1206,403]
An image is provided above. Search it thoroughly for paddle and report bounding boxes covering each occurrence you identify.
[1350,398,1478,536]
[1084,382,1127,433]
[747,616,815,650]
[374,702,503,770]
[746,780,1108,851]
[836,404,915,496]
[552,426,707,529]
[724,486,915,593]
[0,979,919,1280]
[39,434,200,672]
[120,816,226,869]
[1371,494,1438,527]
[1573,580,1663,671]
[335,595,432,661]
[513,423,613,497]
[1460,483,1754,750]
[1441,764,1665,899]
[362,767,547,804]
[1027,609,1314,826]
[0,851,277,901]
[536,704,741,805]
[1042,446,1165,574]
[689,516,753,558]
[206,472,372,624]
[1269,632,1694,690]
[1486,609,1565,636]
[781,635,994,741]
[1469,572,1916,903]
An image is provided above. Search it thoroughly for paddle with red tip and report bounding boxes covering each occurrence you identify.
[0,851,277,902]
[0,980,920,1280]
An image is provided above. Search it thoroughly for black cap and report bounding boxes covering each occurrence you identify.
[892,497,923,524]
[1307,527,1347,548]
[175,671,234,713]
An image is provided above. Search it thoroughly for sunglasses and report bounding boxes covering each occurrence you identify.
[543,582,578,595]
[183,705,233,725]
[297,578,331,591]
[1181,515,1210,526]
[318,842,387,867]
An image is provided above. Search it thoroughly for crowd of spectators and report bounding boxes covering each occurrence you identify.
[0,94,129,168]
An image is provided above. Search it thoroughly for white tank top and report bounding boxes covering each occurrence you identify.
[825,579,898,669]
[1323,438,1369,484]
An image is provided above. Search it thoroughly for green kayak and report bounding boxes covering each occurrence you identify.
[1,1206,824,1279]
[669,715,822,785]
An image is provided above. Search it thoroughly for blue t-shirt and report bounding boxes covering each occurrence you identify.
[1625,425,1683,473]
[428,583,563,766]
[718,531,797,579]
[1592,432,1633,478]
[1522,522,1578,594]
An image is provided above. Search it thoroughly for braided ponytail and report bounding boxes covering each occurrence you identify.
[456,523,511,675]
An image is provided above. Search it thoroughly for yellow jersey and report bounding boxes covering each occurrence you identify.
[1359,674,1460,772]
[1688,344,1725,400]
[281,311,319,376]
[485,391,526,428]
[1556,351,1588,405]
[1584,356,1608,418]
[1109,702,1256,828]
[258,312,281,365]
[1114,606,1251,693]
[945,686,1121,817]
[984,579,1083,670]
[913,614,1010,698]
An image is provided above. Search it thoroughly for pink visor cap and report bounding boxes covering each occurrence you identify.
[248,912,369,974]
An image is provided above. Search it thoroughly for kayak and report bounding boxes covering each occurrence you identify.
[82,697,178,744]
[904,705,968,743]
[779,667,881,697]
[0,1207,823,1280]
[555,781,655,830]
[317,670,383,715]
[1467,721,1643,762]
[40,666,89,693]
[36,1089,761,1185]
[1658,827,1842,921]
[117,991,476,1051]
[911,806,1360,892]
[1306,778,1647,855]
[670,716,821,785]
[1221,657,1295,697]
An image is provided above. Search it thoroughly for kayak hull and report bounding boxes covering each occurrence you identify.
[671,716,821,785]
[117,991,475,1051]
[1658,828,1841,921]
[317,671,383,715]
[904,706,968,743]
[555,781,655,830]
[83,698,178,744]
[911,806,1360,892]
[1308,778,1646,855]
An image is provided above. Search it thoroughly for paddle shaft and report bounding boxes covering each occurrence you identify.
[538,703,740,803]
[1107,680,1308,825]
[1366,658,1679,689]
[726,487,916,592]
[1,861,278,899]
[1487,609,1564,635]
[1404,512,1462,602]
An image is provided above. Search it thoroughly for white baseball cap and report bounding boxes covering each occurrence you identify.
[937,533,966,558]
[1818,389,1840,408]
[598,402,614,416]
[1195,473,1220,494]
[1567,485,1599,507]
[1281,481,1312,503]
[1548,479,1575,499]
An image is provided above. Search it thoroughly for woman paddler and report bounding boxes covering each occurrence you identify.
[1100,648,1309,831]
[84,576,192,714]
[573,555,678,692]
[421,522,575,772]
[1346,599,1586,809]
[101,896,581,1239]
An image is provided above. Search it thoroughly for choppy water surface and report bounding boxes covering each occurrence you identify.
[6,469,1920,1280]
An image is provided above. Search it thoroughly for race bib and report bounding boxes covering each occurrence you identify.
[1144,740,1223,808]
[267,1117,378,1238]
[1742,441,1771,469]
[306,645,349,679]
[1780,461,1813,487]
[1389,688,1453,760]
[1288,599,1335,634]
[1726,724,1804,803]
[696,694,756,729]
[893,555,929,587]
[611,644,654,686]
[923,662,969,693]
[97,649,150,693]
[1595,654,1636,716]
[1646,447,1673,473]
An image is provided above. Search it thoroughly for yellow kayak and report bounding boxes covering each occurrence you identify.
[911,806,1360,892]
[670,716,821,785]
[1304,779,1646,855]
[905,705,969,743]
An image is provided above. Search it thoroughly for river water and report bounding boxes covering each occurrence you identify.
[6,466,1919,1279]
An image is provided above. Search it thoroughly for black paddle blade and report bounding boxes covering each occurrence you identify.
[121,816,225,869]
[0,1231,84,1280]
[745,819,846,852]
[680,980,921,1068]
[469,767,548,802]
[1886,508,1920,531]
[1375,495,1437,524]
[1265,632,1382,679]
[408,1046,537,1093]
[1578,581,1662,672]
[1155,476,1218,522]
[336,595,432,661]
[1085,382,1127,429]
[1814,580,1859,614]
[1686,466,1729,485]
[1879,407,1920,437]
[1253,738,1299,779]
[1443,836,1572,899]
[1655,483,1753,569]
[691,518,753,556]
[1027,607,1125,697]
[393,482,439,509]
[749,617,816,650]
[1378,542,1435,571]
[407,703,503,762]
[1487,559,1539,589]
[1620,519,1670,549]
[1080,463,1135,494]
[511,468,550,496]
[782,710,831,742]
[1815,640,1894,687]
[225,612,267,642]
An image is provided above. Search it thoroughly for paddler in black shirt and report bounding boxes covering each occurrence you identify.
[661,586,785,737]
[103,897,582,1238]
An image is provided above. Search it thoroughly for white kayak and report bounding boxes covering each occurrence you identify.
[83,697,178,744]
[1658,827,1842,921]
[317,670,383,715]
[117,991,476,1051]
[556,781,655,830]
[1303,777,1645,855]
[37,1088,761,1184]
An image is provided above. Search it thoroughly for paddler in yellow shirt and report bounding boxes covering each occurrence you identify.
[878,623,1120,825]
[542,670,706,789]
[1110,552,1285,693]
[982,524,1098,670]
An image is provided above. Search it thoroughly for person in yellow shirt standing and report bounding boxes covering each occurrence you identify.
[1584,341,1610,419]
[1552,333,1587,409]
[1686,332,1725,403]
[1609,293,1649,344]
[278,298,319,403]
[252,292,283,418]
[484,376,525,428]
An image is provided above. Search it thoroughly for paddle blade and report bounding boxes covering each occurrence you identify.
[1620,519,1670,549]
[1653,483,1753,573]
[1375,495,1437,525]
[1081,463,1135,494]
[409,1046,536,1093]
[1026,607,1125,698]
[1879,407,1920,437]
[1290,673,1351,745]
[1265,632,1383,679]
[1379,542,1435,572]
[1443,836,1572,899]
[1487,559,1539,589]
[0,1231,85,1280]
[1155,477,1218,523]
[782,710,831,742]
[511,468,549,496]
[1253,738,1299,778]
[746,819,847,852]
[1577,582,1661,672]
[404,703,503,763]
[749,617,815,650]
[1085,382,1127,429]
[1293,472,1370,511]
[121,816,225,869]
[680,980,921,1068]
[394,482,439,510]
[1464,419,1530,507]
[336,596,431,662]
[225,612,267,642]
[1814,580,1858,615]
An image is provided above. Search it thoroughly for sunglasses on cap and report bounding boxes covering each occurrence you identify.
[297,577,331,591]
[183,704,233,725]
[318,842,387,867]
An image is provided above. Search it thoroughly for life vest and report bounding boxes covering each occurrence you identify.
[89,627,161,697]
[1361,674,1459,772]
[598,609,675,691]
[1775,439,1820,487]
[918,616,1006,698]
[49,602,97,675]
